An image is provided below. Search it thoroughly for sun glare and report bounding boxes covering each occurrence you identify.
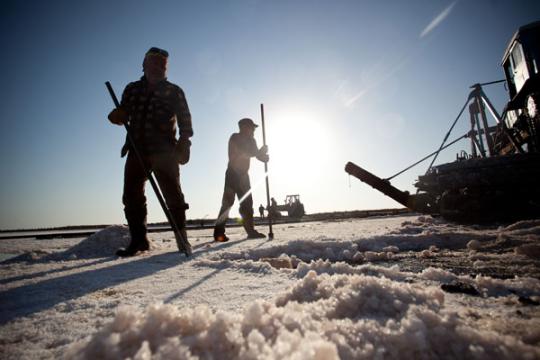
[265,106,332,193]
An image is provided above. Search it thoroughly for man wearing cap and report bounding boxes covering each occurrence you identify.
[108,47,193,256]
[214,118,269,242]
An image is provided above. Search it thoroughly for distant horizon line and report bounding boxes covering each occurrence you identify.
[0,207,408,233]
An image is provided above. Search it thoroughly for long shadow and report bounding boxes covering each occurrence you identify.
[164,268,221,304]
[0,236,260,325]
[187,237,253,261]
[191,236,251,253]
[0,251,184,325]
[163,237,254,302]
[1,235,240,283]
[0,257,114,285]
[252,238,273,249]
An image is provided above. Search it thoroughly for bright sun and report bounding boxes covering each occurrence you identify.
[264,105,332,194]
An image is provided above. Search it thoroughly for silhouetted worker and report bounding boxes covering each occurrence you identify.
[214,118,269,242]
[269,197,279,219]
[259,204,265,219]
[108,47,193,257]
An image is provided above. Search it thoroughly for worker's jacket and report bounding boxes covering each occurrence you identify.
[227,133,260,173]
[120,76,193,156]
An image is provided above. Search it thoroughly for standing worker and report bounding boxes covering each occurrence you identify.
[268,197,279,219]
[259,204,265,219]
[214,118,269,242]
[108,47,193,257]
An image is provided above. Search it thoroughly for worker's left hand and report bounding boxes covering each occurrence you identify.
[175,137,191,165]
[259,145,268,154]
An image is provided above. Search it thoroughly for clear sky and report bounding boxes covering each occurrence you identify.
[1,0,539,229]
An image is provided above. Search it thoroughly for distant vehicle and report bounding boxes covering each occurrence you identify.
[346,21,540,222]
[268,194,306,219]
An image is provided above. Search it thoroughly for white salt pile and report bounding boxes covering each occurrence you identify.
[59,226,131,259]
[2,215,540,359]
[67,270,540,359]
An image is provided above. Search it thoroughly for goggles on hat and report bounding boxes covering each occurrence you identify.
[146,47,169,58]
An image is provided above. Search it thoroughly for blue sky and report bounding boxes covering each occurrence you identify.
[1,0,539,229]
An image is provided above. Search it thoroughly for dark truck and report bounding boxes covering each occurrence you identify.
[501,21,540,151]
[346,21,540,222]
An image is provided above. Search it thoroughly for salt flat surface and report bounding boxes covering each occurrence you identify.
[1,215,539,359]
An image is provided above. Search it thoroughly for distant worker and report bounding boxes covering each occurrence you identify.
[108,47,193,257]
[214,118,269,242]
[259,204,265,219]
[268,197,279,219]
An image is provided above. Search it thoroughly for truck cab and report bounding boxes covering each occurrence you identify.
[502,21,540,126]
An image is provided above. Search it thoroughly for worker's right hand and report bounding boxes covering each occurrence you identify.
[257,153,269,163]
[108,107,128,125]
[175,137,191,165]
[259,145,268,154]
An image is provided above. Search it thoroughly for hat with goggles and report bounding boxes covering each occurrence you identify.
[145,47,169,58]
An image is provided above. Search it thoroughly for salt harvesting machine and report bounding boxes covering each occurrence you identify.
[268,194,306,219]
[346,21,540,222]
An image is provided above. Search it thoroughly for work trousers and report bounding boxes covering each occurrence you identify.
[123,152,187,244]
[214,168,253,236]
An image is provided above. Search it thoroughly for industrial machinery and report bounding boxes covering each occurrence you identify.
[346,21,540,222]
[268,194,306,219]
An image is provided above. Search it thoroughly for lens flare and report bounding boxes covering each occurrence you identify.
[215,170,272,224]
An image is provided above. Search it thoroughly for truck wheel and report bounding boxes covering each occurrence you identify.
[527,92,539,119]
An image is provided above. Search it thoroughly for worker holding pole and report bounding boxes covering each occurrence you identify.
[107,47,193,257]
[213,118,269,242]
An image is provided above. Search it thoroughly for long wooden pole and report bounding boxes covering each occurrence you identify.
[260,103,274,239]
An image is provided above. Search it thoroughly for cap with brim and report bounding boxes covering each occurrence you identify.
[145,47,169,58]
[238,118,258,128]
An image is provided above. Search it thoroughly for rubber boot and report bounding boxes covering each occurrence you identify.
[212,220,229,242]
[243,215,266,239]
[117,208,150,257]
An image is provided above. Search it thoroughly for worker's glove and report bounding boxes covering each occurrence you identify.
[257,145,269,162]
[257,153,269,163]
[108,107,128,125]
[175,137,191,165]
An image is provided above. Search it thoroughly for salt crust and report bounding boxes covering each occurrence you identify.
[5,217,539,359]
[67,270,539,359]
[67,217,540,359]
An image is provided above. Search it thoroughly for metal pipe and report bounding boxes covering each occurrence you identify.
[471,103,487,157]
[478,86,524,154]
[479,89,503,123]
[469,104,478,157]
[477,94,495,156]
[345,162,411,208]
